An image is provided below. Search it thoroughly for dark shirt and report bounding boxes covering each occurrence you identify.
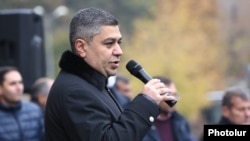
[155,116,174,141]
[143,111,197,141]
[218,116,234,125]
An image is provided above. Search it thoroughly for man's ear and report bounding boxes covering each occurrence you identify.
[75,39,87,58]
[222,106,230,117]
[37,93,46,104]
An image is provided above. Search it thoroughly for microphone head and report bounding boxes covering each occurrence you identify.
[126,60,142,75]
[126,60,177,107]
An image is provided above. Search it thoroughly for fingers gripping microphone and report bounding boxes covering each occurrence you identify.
[126,60,177,107]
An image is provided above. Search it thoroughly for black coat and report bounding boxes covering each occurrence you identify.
[218,116,234,125]
[45,51,160,141]
[143,111,197,141]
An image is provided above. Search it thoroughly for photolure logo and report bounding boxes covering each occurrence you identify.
[204,125,250,140]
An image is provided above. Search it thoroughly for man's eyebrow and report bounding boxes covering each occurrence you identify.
[103,37,122,42]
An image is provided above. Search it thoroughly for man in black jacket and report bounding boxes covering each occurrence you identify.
[218,88,250,125]
[45,7,176,141]
[200,88,250,141]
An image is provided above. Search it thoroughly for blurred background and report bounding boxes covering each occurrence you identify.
[1,0,250,139]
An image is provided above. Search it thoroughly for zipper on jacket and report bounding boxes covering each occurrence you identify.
[13,111,24,141]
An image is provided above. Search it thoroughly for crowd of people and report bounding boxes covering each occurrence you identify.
[0,7,250,141]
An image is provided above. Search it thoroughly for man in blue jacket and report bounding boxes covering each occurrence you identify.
[143,76,197,141]
[0,66,44,141]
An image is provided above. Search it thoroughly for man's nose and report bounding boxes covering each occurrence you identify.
[113,44,123,55]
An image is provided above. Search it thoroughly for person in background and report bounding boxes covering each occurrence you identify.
[115,75,133,100]
[45,7,176,141]
[143,75,197,141]
[30,77,54,112]
[0,66,44,141]
[200,88,250,141]
[218,88,250,125]
[107,75,131,109]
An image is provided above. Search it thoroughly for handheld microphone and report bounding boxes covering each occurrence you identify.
[126,60,177,107]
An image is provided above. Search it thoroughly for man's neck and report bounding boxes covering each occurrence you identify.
[157,112,172,121]
[0,98,19,107]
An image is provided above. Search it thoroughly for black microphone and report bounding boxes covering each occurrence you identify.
[126,60,177,107]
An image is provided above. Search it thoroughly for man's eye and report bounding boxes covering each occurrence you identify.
[105,42,113,45]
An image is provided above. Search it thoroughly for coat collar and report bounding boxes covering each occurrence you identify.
[218,116,234,125]
[0,101,21,112]
[59,50,107,91]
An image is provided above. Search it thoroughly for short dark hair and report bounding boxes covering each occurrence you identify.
[115,75,130,88]
[0,66,19,85]
[69,7,119,52]
[222,88,250,108]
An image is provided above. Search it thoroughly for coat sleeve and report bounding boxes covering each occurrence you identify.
[62,88,160,141]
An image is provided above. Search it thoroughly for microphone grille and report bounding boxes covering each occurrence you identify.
[126,60,142,75]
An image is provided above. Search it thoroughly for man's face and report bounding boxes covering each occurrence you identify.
[159,83,177,113]
[0,70,24,106]
[38,79,54,109]
[83,25,123,77]
[116,80,133,99]
[223,96,250,125]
